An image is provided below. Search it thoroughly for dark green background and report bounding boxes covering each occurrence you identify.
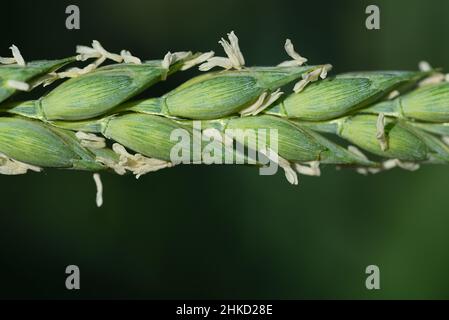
[1,0,449,299]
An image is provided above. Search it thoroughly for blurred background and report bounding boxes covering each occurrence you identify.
[1,0,449,299]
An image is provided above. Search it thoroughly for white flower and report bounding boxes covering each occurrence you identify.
[239,89,284,116]
[199,31,245,71]
[293,64,332,93]
[0,44,26,66]
[75,131,106,149]
[0,153,41,175]
[376,113,388,151]
[278,39,307,67]
[120,50,142,64]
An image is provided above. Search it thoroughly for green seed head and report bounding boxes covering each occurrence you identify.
[226,115,326,162]
[102,113,328,163]
[102,113,188,160]
[40,61,169,121]
[400,82,449,122]
[269,71,428,121]
[338,115,428,161]
[165,71,262,119]
[0,117,101,169]
[157,65,325,120]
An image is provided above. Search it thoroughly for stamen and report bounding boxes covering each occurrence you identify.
[293,64,332,93]
[199,31,245,71]
[294,161,321,176]
[388,90,400,100]
[1,45,26,66]
[347,145,369,160]
[6,80,30,91]
[76,131,106,149]
[74,40,123,73]
[418,60,432,72]
[120,50,142,64]
[95,157,126,175]
[76,45,101,61]
[347,146,380,175]
[112,143,173,179]
[419,73,445,87]
[239,89,284,116]
[10,45,26,66]
[162,51,193,79]
[181,51,215,70]
[91,40,123,62]
[225,31,245,67]
[376,113,388,151]
[198,57,233,71]
[0,57,17,64]
[93,173,103,207]
[382,159,420,171]
[278,39,308,67]
[240,92,267,116]
[259,148,298,185]
[0,153,42,175]
[50,62,99,81]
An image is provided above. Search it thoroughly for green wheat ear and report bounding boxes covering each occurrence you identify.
[1,33,449,189]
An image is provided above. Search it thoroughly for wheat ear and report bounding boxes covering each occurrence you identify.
[1,35,449,186]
